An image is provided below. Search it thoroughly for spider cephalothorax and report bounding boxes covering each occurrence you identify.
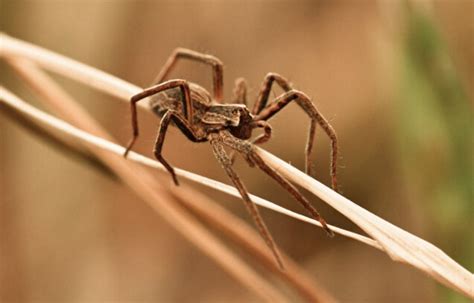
[123,48,339,269]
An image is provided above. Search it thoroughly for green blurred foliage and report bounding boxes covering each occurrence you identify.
[397,4,473,303]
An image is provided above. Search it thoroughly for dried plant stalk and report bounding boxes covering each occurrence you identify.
[2,58,336,302]
[1,87,292,303]
[260,148,473,296]
[4,55,379,250]
[175,189,337,303]
[1,33,473,299]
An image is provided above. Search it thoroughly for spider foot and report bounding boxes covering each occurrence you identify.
[123,137,137,158]
[162,169,179,186]
[155,154,180,186]
[166,166,179,186]
[305,164,313,177]
[171,173,180,186]
[320,218,334,237]
[123,149,130,158]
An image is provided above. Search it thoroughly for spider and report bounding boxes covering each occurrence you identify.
[123,48,339,269]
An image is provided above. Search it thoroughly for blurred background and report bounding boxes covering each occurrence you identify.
[1,1,472,302]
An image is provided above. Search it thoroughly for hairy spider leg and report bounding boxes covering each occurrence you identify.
[217,130,334,237]
[123,79,193,157]
[152,48,224,102]
[251,120,272,145]
[252,73,320,175]
[254,89,339,191]
[154,110,200,186]
[209,133,284,269]
[231,77,248,106]
[253,73,293,115]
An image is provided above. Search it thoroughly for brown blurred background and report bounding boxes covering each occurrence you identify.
[1,1,472,302]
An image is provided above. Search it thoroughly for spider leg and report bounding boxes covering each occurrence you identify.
[254,89,339,191]
[209,133,284,269]
[218,131,334,237]
[251,120,272,145]
[152,48,224,102]
[252,73,292,115]
[231,77,248,106]
[154,110,200,186]
[123,79,192,157]
[251,73,321,177]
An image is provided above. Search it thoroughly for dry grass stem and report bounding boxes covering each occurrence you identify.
[1,33,473,299]
[4,55,379,250]
[1,34,377,248]
[175,189,337,303]
[2,57,336,302]
[1,86,292,303]
[260,149,473,297]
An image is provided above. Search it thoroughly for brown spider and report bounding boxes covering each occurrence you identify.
[123,48,339,269]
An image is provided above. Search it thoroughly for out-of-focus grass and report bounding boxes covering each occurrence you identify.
[396,4,473,303]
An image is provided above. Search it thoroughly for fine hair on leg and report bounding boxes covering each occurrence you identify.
[218,131,334,236]
[232,77,248,106]
[152,48,224,102]
[209,133,284,269]
[153,110,200,186]
[124,79,193,157]
[254,89,339,191]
